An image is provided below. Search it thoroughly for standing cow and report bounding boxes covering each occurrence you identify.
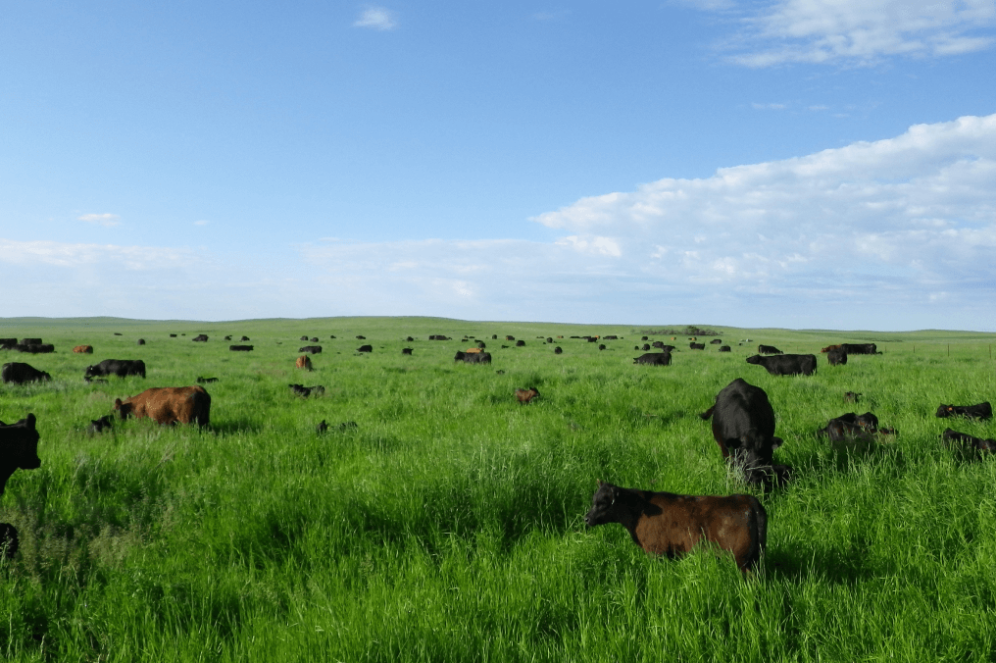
[0,414,42,496]
[2,362,52,385]
[114,386,211,426]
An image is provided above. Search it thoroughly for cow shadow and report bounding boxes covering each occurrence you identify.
[764,545,874,584]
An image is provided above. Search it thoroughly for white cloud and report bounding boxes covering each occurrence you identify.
[78,213,120,227]
[752,102,787,110]
[354,7,398,31]
[194,220,209,226]
[0,239,199,270]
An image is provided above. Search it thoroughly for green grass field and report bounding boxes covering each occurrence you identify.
[1,317,995,662]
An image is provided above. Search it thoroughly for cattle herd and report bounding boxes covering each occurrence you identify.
[1,331,993,574]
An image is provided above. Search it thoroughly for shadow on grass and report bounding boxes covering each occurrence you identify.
[765,545,874,584]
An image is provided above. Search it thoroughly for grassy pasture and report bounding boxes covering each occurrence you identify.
[1,316,995,662]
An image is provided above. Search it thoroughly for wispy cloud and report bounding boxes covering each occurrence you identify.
[78,213,120,227]
[751,102,787,110]
[354,6,398,31]
[194,220,209,226]
[0,239,199,270]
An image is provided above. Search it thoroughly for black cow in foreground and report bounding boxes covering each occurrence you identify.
[936,402,992,420]
[88,415,114,434]
[633,352,671,366]
[584,481,766,574]
[289,384,325,397]
[746,354,817,376]
[841,343,877,355]
[84,359,146,379]
[758,345,782,355]
[0,523,18,559]
[0,414,42,496]
[942,429,996,456]
[454,351,492,364]
[2,362,52,385]
[700,378,790,487]
[827,348,847,365]
[299,345,322,354]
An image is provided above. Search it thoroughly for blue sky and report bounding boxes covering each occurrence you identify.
[2,1,995,330]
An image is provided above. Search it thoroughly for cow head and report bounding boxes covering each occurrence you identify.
[584,481,620,527]
[745,355,763,365]
[114,398,133,420]
[84,365,97,378]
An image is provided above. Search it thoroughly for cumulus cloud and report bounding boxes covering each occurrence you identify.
[354,7,398,31]
[713,0,996,66]
[78,213,120,227]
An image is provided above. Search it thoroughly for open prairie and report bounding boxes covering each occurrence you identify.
[1,317,995,662]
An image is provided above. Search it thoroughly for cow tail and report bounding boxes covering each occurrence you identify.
[747,496,767,571]
[699,405,715,421]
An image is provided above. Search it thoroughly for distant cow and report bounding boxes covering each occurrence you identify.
[689,342,705,350]
[0,338,16,349]
[515,340,526,347]
[169,334,177,338]
[2,362,52,385]
[114,386,211,426]
[821,344,842,353]
[841,343,877,355]
[240,336,250,341]
[827,348,847,365]
[229,345,254,351]
[196,377,218,384]
[289,384,324,398]
[745,354,817,376]
[357,345,373,353]
[192,334,208,342]
[454,351,492,364]
[355,335,365,340]
[641,344,651,351]
[633,352,671,366]
[405,336,414,342]
[402,348,413,355]
[757,345,782,355]
[935,402,992,420]
[710,339,722,344]
[844,391,861,403]
[0,414,42,496]
[515,388,540,404]
[700,378,788,487]
[299,345,322,354]
[598,344,606,350]
[0,523,18,559]
[719,346,731,352]
[584,482,766,573]
[942,428,996,455]
[88,415,114,434]
[17,344,54,353]
[554,347,563,354]
[296,356,312,370]
[224,335,232,341]
[85,359,146,379]
[429,335,450,341]
[73,345,93,354]
[20,338,42,346]
[817,412,881,442]
[505,335,515,341]
[300,336,309,341]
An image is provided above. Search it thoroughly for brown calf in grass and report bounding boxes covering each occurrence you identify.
[584,481,766,573]
[73,345,93,354]
[114,386,211,426]
[515,388,540,404]
[296,356,312,370]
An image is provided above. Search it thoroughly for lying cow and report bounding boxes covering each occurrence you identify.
[2,362,52,385]
[515,388,540,404]
[689,342,705,350]
[289,384,325,397]
[719,346,731,352]
[114,386,211,426]
[817,412,881,442]
[454,351,492,364]
[757,345,783,355]
[584,481,766,573]
[710,339,722,344]
[746,354,817,376]
[192,334,209,342]
[827,348,847,366]
[633,352,671,366]
[356,345,373,353]
[402,348,413,355]
[935,402,992,420]
[295,356,312,370]
[942,428,996,455]
[554,347,563,355]
[229,345,254,352]
[0,414,42,496]
[85,359,146,379]
[73,345,93,354]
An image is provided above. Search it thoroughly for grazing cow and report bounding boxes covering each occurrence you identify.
[651,341,664,349]
[240,336,250,341]
[942,428,996,455]
[229,345,254,352]
[598,344,606,351]
[745,354,817,376]
[192,334,208,342]
[299,345,322,354]
[699,378,788,487]
[355,335,365,340]
[300,335,309,341]
[719,346,731,352]
[114,386,211,426]
[330,335,337,339]
[641,336,649,341]
[841,343,877,355]
[506,335,515,341]
[546,338,553,344]
[633,352,671,366]
[844,392,861,403]
[170,334,177,338]
[515,340,526,347]
[0,523,18,559]
[406,336,414,342]
[821,344,842,353]
[584,481,766,573]
[710,339,723,344]
[289,384,324,397]
[690,343,705,350]
[935,402,992,420]
[73,345,93,354]
[85,359,146,379]
[224,335,232,341]
[454,351,492,364]
[296,356,312,370]
[827,348,847,366]
[758,345,782,355]
[587,337,597,343]
[402,348,413,355]
[356,345,373,353]
[136,338,146,346]
[554,346,563,354]
[17,343,54,353]
[20,338,42,346]
[2,362,52,385]
[88,415,114,434]
[429,335,450,341]
[515,388,540,404]
[196,377,219,384]
[0,414,42,496]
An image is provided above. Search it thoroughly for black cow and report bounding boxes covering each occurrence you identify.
[355,335,365,340]
[757,345,782,355]
[299,345,323,354]
[224,335,233,341]
[827,348,847,365]
[17,343,54,353]
[641,344,651,351]
[88,415,114,434]
[0,414,42,496]
[229,345,254,351]
[289,384,325,397]
[0,338,17,349]
[137,338,146,345]
[169,334,177,338]
[357,345,373,353]
[690,342,705,350]
[454,351,492,364]
[554,346,563,354]
[20,338,41,346]
[84,359,146,379]
[2,362,52,385]
[0,523,18,559]
[841,343,877,355]
[192,334,209,342]
[515,340,526,347]
[406,336,414,342]
[402,348,413,355]
[477,341,487,348]
[844,391,861,403]
[817,412,880,442]
[746,354,817,376]
[719,346,731,352]
[429,335,450,341]
[942,428,996,455]
[935,402,992,420]
[710,339,723,344]
[598,344,606,351]
[699,379,789,487]
[633,352,671,366]
[300,335,309,341]
[240,336,250,341]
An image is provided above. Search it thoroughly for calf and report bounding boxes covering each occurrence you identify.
[356,345,373,353]
[295,356,312,370]
[936,402,992,420]
[817,412,880,442]
[85,359,146,379]
[942,428,996,455]
[745,354,817,376]
[584,481,766,573]
[0,414,42,496]
[289,384,325,397]
[73,345,94,354]
[844,392,861,403]
[2,362,52,385]
[516,340,526,347]
[633,352,671,366]
[827,348,847,365]
[515,388,540,404]
[114,386,211,426]
[758,345,782,355]
[88,415,114,434]
[299,345,323,354]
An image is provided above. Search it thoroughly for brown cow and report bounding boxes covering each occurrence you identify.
[296,356,312,370]
[465,347,482,354]
[73,345,94,354]
[113,386,211,426]
[821,344,842,353]
[585,482,766,573]
[515,388,540,404]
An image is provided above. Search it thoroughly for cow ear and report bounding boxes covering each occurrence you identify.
[26,413,36,429]
[771,436,784,450]
[114,398,122,407]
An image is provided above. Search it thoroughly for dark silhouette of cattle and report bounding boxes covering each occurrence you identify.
[821,344,842,353]
[73,345,93,354]
[295,356,312,370]
[641,344,651,351]
[515,388,540,404]
[406,336,414,342]
[429,335,450,341]
[0,338,16,349]
[586,337,597,343]
[170,334,177,338]
[0,414,42,496]
[515,340,526,347]
[634,352,671,366]
[454,351,492,364]
[229,345,254,352]
[710,339,723,344]
[196,377,219,384]
[17,343,54,353]
[356,345,373,353]
[20,338,41,346]
[827,348,847,365]
[299,345,322,354]
[758,345,782,354]
[719,345,731,352]
[88,415,114,434]
[114,386,211,426]
[700,378,788,487]
[402,348,413,355]
[316,420,329,434]
[240,336,250,341]
[598,344,606,350]
[942,428,996,456]
[0,523,18,559]
[603,335,618,340]
[817,412,881,442]
[935,402,992,420]
[355,335,365,340]
[114,333,122,336]
[476,341,486,348]
[289,384,325,397]
[505,335,515,341]
[85,359,146,379]
[224,335,232,341]
[746,354,817,376]
[690,342,705,350]
[546,337,553,343]
[845,391,861,403]
[300,335,309,341]
[2,362,52,385]
[192,334,208,342]
[584,481,766,573]
[554,347,563,355]
[841,343,877,355]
